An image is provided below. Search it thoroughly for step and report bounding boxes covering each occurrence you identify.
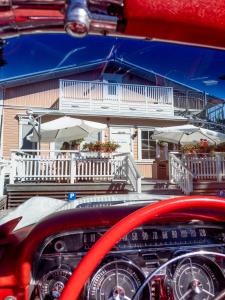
[193,182,225,189]
[140,180,183,195]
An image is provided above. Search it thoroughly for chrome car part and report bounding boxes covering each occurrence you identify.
[0,0,125,38]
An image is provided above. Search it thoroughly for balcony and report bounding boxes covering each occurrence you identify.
[59,80,206,119]
[59,80,175,119]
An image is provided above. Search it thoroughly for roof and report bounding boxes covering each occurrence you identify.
[0,60,106,88]
[0,57,223,104]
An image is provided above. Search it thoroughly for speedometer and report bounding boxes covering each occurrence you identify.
[87,260,149,300]
[39,267,72,299]
[170,256,225,300]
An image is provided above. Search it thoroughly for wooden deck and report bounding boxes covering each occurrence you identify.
[6,181,129,208]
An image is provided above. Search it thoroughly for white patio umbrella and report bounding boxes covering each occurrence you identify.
[27,116,107,142]
[151,124,225,145]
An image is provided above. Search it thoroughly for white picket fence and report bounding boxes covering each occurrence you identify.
[185,153,225,181]
[9,150,142,193]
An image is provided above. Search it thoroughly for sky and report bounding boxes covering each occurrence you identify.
[1,33,225,99]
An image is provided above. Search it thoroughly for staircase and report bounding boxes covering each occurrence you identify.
[192,181,224,196]
[170,152,225,196]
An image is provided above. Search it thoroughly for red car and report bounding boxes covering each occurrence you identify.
[0,1,225,300]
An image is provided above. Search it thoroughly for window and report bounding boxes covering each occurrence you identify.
[141,130,156,159]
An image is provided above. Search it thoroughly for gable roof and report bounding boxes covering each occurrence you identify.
[0,57,223,104]
[0,60,107,88]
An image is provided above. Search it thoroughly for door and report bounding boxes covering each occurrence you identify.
[103,74,122,101]
[110,127,132,153]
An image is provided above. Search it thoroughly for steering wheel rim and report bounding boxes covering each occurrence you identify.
[59,196,225,300]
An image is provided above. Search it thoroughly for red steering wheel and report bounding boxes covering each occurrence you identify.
[59,196,225,300]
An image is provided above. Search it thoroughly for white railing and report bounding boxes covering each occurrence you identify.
[59,80,174,118]
[9,150,141,192]
[113,152,142,193]
[173,90,206,111]
[184,153,225,181]
[0,159,10,197]
[169,153,194,195]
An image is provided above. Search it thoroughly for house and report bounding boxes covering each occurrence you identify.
[0,58,222,178]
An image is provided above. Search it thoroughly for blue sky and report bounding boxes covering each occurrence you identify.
[1,33,225,99]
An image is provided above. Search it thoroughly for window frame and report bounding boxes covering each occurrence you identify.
[137,128,157,162]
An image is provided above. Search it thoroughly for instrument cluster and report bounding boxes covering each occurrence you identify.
[31,223,225,300]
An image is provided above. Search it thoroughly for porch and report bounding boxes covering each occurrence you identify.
[2,149,225,209]
[0,150,142,206]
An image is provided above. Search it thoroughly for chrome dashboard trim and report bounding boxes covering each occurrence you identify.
[134,250,225,300]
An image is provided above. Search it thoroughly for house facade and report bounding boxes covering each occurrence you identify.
[0,58,221,179]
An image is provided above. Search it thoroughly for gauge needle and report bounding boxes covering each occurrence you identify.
[116,263,118,287]
[179,289,192,300]
[188,258,196,281]
[202,289,215,297]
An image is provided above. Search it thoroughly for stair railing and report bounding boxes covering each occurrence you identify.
[113,153,142,193]
[0,159,11,196]
[169,152,194,195]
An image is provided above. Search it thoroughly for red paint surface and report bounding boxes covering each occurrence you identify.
[124,0,225,48]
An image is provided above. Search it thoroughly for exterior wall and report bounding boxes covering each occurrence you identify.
[4,69,102,108]
[136,162,158,179]
[122,72,154,86]
[2,68,103,157]
[2,108,22,158]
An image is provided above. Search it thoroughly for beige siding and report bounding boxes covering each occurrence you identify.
[2,69,102,158]
[4,69,102,108]
[123,73,154,86]
[3,108,21,158]
[136,162,157,179]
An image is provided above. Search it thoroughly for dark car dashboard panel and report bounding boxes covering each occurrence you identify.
[31,223,225,300]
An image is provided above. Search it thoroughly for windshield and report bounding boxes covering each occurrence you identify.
[0,32,225,229]
[1,34,225,98]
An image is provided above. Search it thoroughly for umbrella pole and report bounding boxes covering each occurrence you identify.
[38,116,41,152]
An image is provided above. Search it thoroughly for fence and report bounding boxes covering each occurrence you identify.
[9,150,142,193]
[185,153,225,181]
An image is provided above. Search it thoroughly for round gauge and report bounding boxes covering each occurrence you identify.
[87,260,149,300]
[171,256,224,300]
[39,267,72,299]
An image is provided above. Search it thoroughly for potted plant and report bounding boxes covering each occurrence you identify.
[181,143,200,154]
[103,141,120,153]
[82,141,119,153]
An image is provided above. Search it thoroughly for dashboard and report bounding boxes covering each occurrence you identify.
[31,222,225,300]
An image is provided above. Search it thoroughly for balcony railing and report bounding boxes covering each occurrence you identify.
[173,90,206,111]
[59,80,175,118]
[59,80,206,118]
